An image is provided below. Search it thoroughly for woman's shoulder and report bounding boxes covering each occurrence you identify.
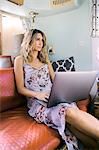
[15,55,24,62]
[15,55,22,61]
[14,55,23,65]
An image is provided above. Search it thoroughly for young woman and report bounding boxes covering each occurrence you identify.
[14,29,99,150]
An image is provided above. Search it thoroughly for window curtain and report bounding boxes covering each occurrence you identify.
[91,0,99,37]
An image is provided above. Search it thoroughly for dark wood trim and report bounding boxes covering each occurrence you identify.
[7,0,24,6]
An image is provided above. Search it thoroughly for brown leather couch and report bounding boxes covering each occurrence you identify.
[0,60,62,150]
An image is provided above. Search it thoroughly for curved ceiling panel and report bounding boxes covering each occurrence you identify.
[26,0,85,17]
[0,0,85,17]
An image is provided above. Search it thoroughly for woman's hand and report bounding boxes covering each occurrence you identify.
[35,91,50,102]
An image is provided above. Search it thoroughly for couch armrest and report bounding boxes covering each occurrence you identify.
[0,94,26,112]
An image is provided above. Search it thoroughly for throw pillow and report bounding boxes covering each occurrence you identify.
[52,56,75,72]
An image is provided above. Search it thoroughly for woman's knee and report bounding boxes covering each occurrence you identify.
[66,107,78,123]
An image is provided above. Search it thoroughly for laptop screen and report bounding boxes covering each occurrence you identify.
[47,71,98,108]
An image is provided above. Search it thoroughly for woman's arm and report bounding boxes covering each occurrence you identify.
[47,60,55,81]
[45,52,55,81]
[14,55,49,101]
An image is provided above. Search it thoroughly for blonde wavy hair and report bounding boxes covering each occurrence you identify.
[20,29,47,63]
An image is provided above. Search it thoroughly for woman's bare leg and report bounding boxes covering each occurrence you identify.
[67,124,98,148]
[66,107,99,140]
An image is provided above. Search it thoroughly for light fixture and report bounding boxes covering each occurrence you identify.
[29,11,39,23]
[47,45,55,55]
[51,0,73,7]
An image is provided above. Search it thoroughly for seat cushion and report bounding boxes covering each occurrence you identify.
[0,106,60,150]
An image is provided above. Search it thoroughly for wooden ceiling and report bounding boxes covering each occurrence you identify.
[7,0,24,5]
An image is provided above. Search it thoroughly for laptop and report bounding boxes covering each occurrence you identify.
[47,71,98,108]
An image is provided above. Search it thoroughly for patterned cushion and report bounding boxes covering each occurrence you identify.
[52,57,75,72]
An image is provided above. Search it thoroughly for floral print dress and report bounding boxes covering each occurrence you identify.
[23,63,79,150]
